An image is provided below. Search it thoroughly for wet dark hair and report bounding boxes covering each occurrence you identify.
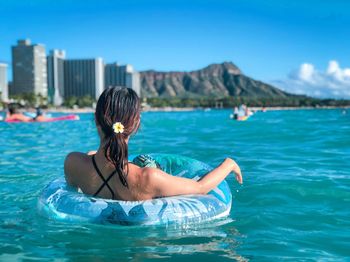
[95,87,141,188]
[36,107,42,117]
[8,104,17,115]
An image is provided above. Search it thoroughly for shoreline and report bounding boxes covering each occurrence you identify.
[44,105,350,114]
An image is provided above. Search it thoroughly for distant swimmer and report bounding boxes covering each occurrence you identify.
[242,104,253,116]
[5,104,32,122]
[233,106,239,120]
[230,105,251,121]
[231,106,245,120]
[33,107,49,122]
[230,105,249,121]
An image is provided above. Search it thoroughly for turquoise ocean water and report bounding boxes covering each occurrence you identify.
[0,109,349,261]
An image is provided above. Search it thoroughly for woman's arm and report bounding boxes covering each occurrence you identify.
[143,158,242,198]
[17,114,32,122]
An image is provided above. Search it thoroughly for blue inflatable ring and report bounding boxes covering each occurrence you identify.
[38,154,232,226]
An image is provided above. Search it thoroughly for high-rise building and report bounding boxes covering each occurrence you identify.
[47,50,66,105]
[105,63,140,96]
[0,63,8,101]
[11,39,47,96]
[64,58,104,100]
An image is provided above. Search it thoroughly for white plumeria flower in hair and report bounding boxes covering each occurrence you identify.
[112,122,124,134]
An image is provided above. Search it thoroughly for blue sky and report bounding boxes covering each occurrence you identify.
[1,0,350,98]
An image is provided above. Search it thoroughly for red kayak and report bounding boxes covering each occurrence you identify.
[5,114,80,123]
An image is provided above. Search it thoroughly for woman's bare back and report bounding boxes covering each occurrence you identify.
[64,152,153,201]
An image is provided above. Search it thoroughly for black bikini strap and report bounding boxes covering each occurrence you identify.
[92,155,116,199]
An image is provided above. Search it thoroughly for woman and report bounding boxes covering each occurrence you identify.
[33,107,49,122]
[64,87,243,201]
[5,105,32,122]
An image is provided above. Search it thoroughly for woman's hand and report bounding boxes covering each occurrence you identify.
[225,158,243,184]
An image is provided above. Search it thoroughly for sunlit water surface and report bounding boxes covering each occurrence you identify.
[0,109,349,261]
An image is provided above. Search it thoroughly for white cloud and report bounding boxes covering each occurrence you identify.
[272,60,350,99]
[298,63,316,83]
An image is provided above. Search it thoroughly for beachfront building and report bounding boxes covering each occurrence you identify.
[0,63,8,101]
[47,50,66,106]
[11,39,47,96]
[105,63,140,96]
[64,58,104,100]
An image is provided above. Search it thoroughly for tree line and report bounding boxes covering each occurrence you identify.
[146,96,350,108]
[2,92,350,109]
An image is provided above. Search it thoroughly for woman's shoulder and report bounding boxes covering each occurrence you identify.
[137,167,166,190]
[64,152,91,186]
[126,166,160,199]
[65,152,90,163]
[64,152,92,172]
